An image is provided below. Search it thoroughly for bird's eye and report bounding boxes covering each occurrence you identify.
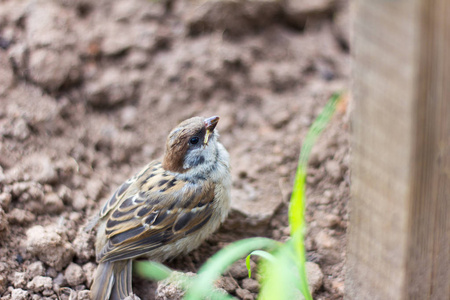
[189,136,200,145]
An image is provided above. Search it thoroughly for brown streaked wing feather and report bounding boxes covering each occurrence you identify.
[99,161,162,218]
[97,168,216,263]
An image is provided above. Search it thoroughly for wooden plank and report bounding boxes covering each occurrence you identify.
[346,1,450,299]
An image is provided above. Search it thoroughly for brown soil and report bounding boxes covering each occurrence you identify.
[0,0,350,299]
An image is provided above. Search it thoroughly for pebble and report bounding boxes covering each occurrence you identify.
[314,230,338,249]
[12,272,27,289]
[0,208,9,236]
[84,68,137,108]
[77,290,91,300]
[331,279,345,295]
[26,225,74,271]
[123,294,141,300]
[27,262,45,278]
[73,229,95,263]
[241,278,259,293]
[26,276,52,293]
[11,182,44,203]
[46,268,58,279]
[71,191,87,211]
[155,271,193,300]
[28,49,81,91]
[315,212,340,228]
[11,288,29,300]
[215,276,237,293]
[235,288,254,300]
[64,263,86,287]
[0,193,11,210]
[43,193,65,214]
[53,272,67,288]
[85,178,103,202]
[186,0,281,37]
[0,274,6,294]
[228,260,252,280]
[8,155,58,185]
[325,160,342,182]
[306,262,324,293]
[82,263,96,288]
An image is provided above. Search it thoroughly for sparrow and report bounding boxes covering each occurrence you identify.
[88,116,231,300]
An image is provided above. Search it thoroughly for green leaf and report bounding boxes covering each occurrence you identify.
[134,260,173,281]
[288,92,341,300]
[245,250,277,278]
[184,238,280,300]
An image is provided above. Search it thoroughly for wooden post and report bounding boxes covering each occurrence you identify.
[346,1,450,299]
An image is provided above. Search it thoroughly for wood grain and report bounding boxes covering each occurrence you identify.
[346,1,450,299]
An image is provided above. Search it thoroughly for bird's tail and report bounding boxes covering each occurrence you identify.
[90,260,132,300]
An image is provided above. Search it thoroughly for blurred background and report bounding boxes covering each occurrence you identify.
[0,0,350,299]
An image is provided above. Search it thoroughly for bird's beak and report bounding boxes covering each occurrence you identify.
[203,116,219,145]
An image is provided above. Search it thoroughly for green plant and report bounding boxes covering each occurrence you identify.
[135,93,341,299]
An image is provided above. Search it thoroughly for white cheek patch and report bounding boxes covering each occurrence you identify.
[183,148,205,169]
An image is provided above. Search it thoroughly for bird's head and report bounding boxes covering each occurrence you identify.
[162,116,220,173]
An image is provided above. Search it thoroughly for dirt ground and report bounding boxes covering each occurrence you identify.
[0,0,350,299]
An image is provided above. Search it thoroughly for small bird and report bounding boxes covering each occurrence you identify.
[88,116,231,300]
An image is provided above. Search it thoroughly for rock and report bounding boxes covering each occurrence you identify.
[84,68,138,108]
[228,183,281,233]
[11,288,29,300]
[235,288,254,300]
[228,260,251,280]
[0,274,6,294]
[27,262,45,278]
[53,272,67,287]
[12,272,27,289]
[7,208,35,225]
[332,3,351,50]
[306,262,323,293]
[82,263,96,288]
[0,49,14,95]
[120,106,138,129]
[0,117,30,141]
[111,0,164,22]
[123,294,141,300]
[43,193,65,214]
[241,278,259,293]
[71,191,87,211]
[186,0,282,37]
[28,49,81,91]
[64,263,85,287]
[331,278,345,295]
[283,0,336,29]
[315,212,340,228]
[0,208,9,236]
[314,230,338,249]
[73,229,95,263]
[215,276,237,293]
[0,192,12,210]
[324,160,342,182]
[77,290,91,300]
[26,1,77,49]
[155,271,194,300]
[7,43,28,79]
[26,225,74,271]
[26,276,52,293]
[100,23,134,56]
[85,178,103,201]
[8,155,57,184]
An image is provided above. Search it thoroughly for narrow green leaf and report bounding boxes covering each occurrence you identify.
[245,250,277,278]
[288,92,341,300]
[184,238,280,300]
[134,261,173,281]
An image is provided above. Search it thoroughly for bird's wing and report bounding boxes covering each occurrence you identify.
[97,161,216,263]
